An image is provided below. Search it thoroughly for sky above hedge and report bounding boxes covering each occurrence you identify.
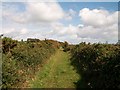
[1,1,119,44]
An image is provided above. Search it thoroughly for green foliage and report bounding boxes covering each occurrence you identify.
[30,50,80,88]
[63,41,70,52]
[2,37,17,53]
[70,43,120,88]
[3,37,120,88]
[2,37,58,88]
[2,54,22,88]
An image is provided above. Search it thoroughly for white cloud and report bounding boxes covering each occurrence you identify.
[65,9,76,20]
[50,11,118,44]
[2,3,118,44]
[65,15,72,20]
[20,28,28,34]
[50,22,78,36]
[69,9,76,16]
[79,8,118,28]
[1,28,15,34]
[3,2,65,23]
[78,24,84,28]
[2,28,28,38]
[77,8,118,43]
[26,2,64,22]
[77,25,118,41]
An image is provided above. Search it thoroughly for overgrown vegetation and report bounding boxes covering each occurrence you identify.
[1,36,120,88]
[2,37,62,88]
[70,42,120,88]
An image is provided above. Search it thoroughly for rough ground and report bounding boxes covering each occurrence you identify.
[29,50,80,88]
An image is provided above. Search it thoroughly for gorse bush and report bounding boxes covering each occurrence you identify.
[70,43,120,88]
[2,37,60,88]
[2,37,17,54]
[12,41,55,67]
[2,54,23,88]
[2,37,120,88]
[62,41,70,52]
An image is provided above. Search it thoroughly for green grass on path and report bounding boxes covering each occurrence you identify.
[29,50,80,88]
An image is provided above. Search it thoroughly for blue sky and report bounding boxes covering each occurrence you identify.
[60,2,118,11]
[1,1,119,44]
[59,2,118,26]
[1,0,120,2]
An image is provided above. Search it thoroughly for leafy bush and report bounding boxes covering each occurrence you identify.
[62,41,70,52]
[2,37,17,53]
[2,54,22,88]
[2,37,59,88]
[70,43,120,88]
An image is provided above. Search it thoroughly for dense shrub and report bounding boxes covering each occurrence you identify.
[2,37,59,88]
[62,41,70,52]
[2,54,23,88]
[2,37,17,53]
[70,43,120,88]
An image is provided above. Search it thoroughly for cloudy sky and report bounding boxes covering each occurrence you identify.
[1,1,119,44]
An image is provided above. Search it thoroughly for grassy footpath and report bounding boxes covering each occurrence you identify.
[28,50,80,88]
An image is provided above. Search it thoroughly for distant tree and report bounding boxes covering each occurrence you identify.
[2,37,17,53]
[105,41,108,44]
[63,41,70,52]
[21,39,23,42]
[64,41,68,48]
[0,34,4,38]
[45,38,47,41]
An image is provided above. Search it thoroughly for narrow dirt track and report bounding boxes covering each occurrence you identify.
[29,50,80,88]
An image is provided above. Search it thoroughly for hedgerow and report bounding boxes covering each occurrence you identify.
[70,42,120,88]
[2,37,60,88]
